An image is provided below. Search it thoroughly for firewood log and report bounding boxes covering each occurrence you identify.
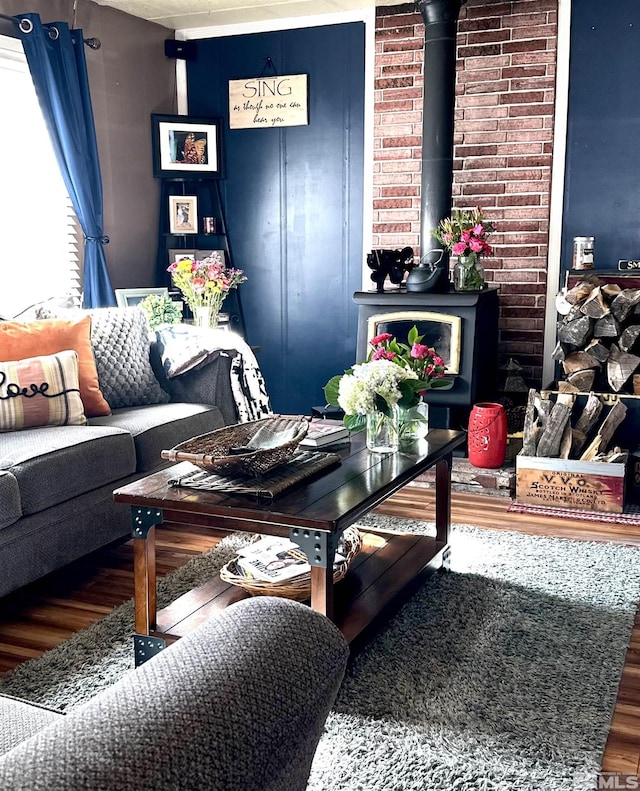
[593,314,620,338]
[561,352,600,374]
[619,325,640,353]
[552,341,567,362]
[607,344,640,392]
[557,315,592,346]
[574,392,603,435]
[602,283,622,298]
[536,402,572,458]
[602,448,627,463]
[580,286,610,319]
[583,338,610,364]
[611,289,640,322]
[566,369,596,391]
[566,278,600,305]
[580,400,628,459]
[571,392,603,457]
[570,428,586,457]
[559,421,573,459]
[580,435,601,462]
[521,389,539,456]
[557,381,580,394]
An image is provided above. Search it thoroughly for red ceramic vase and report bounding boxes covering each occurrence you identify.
[467,402,507,469]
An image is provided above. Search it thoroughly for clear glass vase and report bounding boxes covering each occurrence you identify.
[453,253,485,291]
[399,399,430,442]
[194,305,219,329]
[366,405,400,454]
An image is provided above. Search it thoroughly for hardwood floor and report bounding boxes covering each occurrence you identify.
[0,486,638,775]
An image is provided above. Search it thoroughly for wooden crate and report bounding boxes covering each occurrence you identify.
[515,454,626,513]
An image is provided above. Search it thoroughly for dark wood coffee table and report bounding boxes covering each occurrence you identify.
[113,428,465,665]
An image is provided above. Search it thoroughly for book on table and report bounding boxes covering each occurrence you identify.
[299,419,350,448]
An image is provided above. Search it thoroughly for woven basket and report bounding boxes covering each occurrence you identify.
[161,415,309,477]
[219,526,362,601]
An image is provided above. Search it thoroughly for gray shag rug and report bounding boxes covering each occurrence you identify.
[2,515,640,791]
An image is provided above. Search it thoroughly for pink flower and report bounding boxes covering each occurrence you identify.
[410,343,430,360]
[483,241,493,255]
[443,232,453,243]
[434,355,445,367]
[371,333,393,346]
[452,241,467,256]
[372,349,396,361]
[461,229,471,243]
[469,237,484,253]
[473,223,484,235]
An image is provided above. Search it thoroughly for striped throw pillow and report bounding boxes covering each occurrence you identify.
[0,350,87,431]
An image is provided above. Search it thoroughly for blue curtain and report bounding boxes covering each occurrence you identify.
[13,13,115,308]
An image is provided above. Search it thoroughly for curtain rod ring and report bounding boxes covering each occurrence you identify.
[18,18,33,34]
[48,26,59,40]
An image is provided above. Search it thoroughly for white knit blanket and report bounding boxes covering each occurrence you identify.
[154,324,272,422]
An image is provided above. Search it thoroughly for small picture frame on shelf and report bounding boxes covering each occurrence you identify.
[168,248,196,265]
[151,114,224,179]
[115,287,169,309]
[202,216,217,234]
[169,195,198,234]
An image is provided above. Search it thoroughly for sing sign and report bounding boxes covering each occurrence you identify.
[229,74,308,130]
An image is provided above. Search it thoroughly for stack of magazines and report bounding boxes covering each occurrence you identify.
[235,536,346,583]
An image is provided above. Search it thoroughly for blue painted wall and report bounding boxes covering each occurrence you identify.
[562,1,640,272]
[186,23,365,414]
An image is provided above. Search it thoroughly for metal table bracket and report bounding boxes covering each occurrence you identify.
[130,506,163,539]
[290,527,337,568]
[133,634,165,667]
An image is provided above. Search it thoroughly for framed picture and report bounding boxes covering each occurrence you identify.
[115,287,169,309]
[169,195,198,234]
[168,249,196,265]
[151,114,224,179]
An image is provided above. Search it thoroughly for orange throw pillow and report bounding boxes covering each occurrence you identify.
[0,316,111,417]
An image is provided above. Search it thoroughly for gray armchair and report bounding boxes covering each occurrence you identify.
[0,597,348,791]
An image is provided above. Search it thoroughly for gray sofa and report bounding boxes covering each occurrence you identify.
[0,596,349,791]
[0,307,249,599]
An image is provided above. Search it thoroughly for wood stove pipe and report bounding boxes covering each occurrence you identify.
[411,0,465,292]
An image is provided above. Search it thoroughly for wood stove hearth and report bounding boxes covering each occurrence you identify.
[354,288,499,432]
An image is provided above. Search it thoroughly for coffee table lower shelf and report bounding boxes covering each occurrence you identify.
[149,530,448,651]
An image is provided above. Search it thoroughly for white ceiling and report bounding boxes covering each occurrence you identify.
[92,0,403,31]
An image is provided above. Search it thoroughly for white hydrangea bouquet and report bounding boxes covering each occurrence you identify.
[324,358,419,433]
[324,326,452,435]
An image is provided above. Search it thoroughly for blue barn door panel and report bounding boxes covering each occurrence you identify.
[562,1,640,273]
[186,23,365,414]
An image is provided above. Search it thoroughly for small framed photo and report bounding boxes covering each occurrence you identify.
[169,195,198,234]
[168,249,196,265]
[115,287,169,309]
[151,114,224,179]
